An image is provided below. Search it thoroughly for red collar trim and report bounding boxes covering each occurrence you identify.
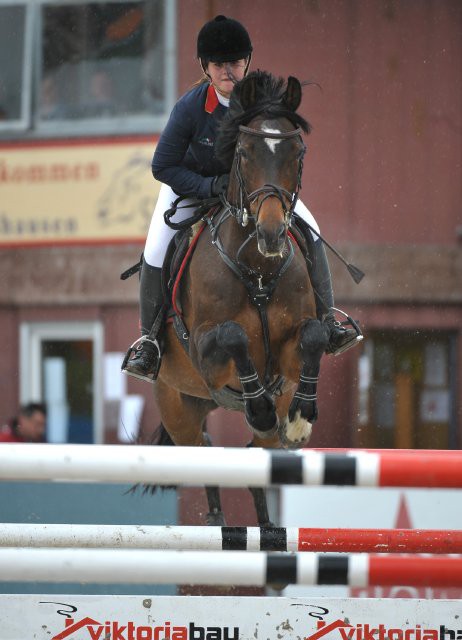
[205,84,219,113]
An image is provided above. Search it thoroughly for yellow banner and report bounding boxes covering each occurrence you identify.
[0,138,160,245]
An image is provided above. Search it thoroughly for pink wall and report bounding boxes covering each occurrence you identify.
[179,1,462,245]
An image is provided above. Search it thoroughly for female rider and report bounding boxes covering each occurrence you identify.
[123,15,359,382]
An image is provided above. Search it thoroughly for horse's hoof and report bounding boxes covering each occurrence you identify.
[206,510,226,526]
[245,415,279,440]
[278,413,312,449]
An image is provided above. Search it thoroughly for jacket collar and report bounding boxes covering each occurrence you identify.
[205,84,219,113]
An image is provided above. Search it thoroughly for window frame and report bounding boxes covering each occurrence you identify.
[0,0,34,133]
[19,321,104,443]
[0,0,176,138]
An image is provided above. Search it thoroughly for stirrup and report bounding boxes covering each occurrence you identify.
[329,307,363,356]
[121,335,161,384]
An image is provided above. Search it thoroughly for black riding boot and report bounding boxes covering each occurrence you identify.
[122,259,164,382]
[311,240,361,355]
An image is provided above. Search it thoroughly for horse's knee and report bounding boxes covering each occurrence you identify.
[300,318,329,360]
[216,320,248,351]
[196,328,229,366]
[215,321,249,365]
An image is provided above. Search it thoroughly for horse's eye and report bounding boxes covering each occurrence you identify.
[240,148,249,160]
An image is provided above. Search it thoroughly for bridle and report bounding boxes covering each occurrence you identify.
[205,123,307,388]
[227,124,306,228]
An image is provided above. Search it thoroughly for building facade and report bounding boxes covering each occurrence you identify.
[0,0,460,450]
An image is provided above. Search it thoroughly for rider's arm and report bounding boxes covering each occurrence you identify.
[152,92,214,199]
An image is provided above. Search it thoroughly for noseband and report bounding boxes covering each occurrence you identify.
[230,124,306,227]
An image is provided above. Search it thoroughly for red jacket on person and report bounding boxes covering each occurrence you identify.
[0,424,25,442]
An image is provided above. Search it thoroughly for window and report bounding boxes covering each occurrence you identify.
[0,2,33,131]
[0,0,176,137]
[20,322,104,443]
[356,331,457,449]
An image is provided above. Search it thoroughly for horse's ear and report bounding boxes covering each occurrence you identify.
[283,76,302,112]
[239,75,257,110]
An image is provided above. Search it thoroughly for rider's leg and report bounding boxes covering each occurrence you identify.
[294,200,360,355]
[123,258,164,381]
[123,184,197,381]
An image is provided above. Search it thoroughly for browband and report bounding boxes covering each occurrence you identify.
[238,125,304,139]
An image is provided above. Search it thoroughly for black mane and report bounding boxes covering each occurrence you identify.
[215,70,312,170]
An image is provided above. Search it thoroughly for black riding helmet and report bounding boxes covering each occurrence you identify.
[197,15,252,71]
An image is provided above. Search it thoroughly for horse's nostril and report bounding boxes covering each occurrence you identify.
[278,224,286,239]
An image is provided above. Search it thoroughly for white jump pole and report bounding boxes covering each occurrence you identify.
[0,444,461,488]
[0,548,461,587]
[2,523,462,554]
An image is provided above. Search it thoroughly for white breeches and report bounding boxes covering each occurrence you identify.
[144,183,321,268]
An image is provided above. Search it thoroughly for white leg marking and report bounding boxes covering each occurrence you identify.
[283,411,312,445]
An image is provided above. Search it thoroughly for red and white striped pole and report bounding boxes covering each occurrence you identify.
[1,524,461,554]
[0,549,460,587]
[0,444,461,488]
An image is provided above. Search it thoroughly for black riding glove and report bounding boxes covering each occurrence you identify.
[210,174,229,196]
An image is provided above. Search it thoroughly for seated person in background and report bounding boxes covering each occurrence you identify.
[0,402,47,443]
[84,69,118,117]
[38,74,68,120]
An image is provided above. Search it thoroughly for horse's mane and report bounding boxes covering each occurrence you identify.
[215,70,312,170]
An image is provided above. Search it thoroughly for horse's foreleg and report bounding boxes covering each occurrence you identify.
[196,320,278,439]
[280,318,329,449]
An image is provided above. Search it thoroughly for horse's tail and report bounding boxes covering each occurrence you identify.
[152,422,175,446]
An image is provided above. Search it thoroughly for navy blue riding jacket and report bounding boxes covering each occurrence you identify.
[151,82,228,199]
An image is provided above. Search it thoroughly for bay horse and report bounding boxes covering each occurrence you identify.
[152,71,329,526]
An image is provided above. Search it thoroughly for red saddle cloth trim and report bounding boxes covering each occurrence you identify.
[171,222,207,317]
[205,84,219,113]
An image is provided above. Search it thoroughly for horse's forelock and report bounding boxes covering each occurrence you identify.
[215,71,311,170]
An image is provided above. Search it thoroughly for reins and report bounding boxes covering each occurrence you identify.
[160,122,364,392]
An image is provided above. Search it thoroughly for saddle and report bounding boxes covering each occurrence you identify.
[120,207,318,365]
[160,211,316,355]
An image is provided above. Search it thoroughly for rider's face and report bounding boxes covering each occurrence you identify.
[205,59,247,97]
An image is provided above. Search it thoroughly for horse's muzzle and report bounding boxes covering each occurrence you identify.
[256,222,287,257]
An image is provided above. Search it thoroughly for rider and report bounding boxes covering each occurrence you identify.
[123,15,359,382]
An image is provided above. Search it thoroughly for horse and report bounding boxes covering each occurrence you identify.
[150,71,329,526]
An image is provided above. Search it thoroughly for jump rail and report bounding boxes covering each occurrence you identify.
[0,549,460,587]
[0,444,461,488]
[2,523,461,554]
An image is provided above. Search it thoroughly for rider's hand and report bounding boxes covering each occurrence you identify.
[211,174,229,196]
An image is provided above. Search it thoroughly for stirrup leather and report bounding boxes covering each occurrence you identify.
[121,335,161,384]
[329,307,363,356]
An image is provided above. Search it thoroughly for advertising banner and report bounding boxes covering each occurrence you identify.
[0,595,461,640]
[0,137,159,246]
